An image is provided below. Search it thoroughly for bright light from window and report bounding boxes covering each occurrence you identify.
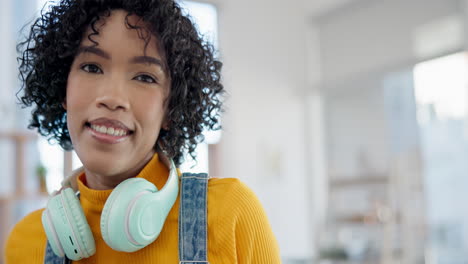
[179,1,218,48]
[414,52,468,123]
[37,0,54,13]
[37,138,63,193]
[414,53,468,261]
[72,151,83,170]
[178,1,220,173]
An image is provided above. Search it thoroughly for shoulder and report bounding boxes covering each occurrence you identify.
[207,177,270,226]
[208,177,253,196]
[207,178,260,213]
[206,178,282,262]
[5,208,47,263]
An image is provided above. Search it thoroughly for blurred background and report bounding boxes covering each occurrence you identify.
[1,0,468,263]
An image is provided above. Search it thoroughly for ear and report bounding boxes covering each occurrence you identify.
[162,119,170,130]
[161,111,170,130]
[62,100,67,110]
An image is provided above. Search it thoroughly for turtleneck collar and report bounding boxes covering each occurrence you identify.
[76,153,169,211]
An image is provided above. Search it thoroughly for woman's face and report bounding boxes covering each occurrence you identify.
[65,9,170,182]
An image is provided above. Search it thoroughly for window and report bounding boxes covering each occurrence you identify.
[414,52,468,262]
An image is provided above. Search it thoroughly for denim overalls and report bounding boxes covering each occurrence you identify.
[44,173,209,264]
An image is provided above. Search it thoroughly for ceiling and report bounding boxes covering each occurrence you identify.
[304,0,364,18]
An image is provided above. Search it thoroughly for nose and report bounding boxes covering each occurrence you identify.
[95,76,130,111]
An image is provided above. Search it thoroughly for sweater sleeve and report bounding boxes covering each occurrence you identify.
[230,180,281,263]
[4,209,47,264]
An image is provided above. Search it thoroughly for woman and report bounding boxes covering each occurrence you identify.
[5,0,281,263]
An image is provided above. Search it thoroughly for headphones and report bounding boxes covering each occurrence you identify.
[41,158,179,261]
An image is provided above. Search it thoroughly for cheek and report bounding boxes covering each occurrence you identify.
[66,73,94,110]
[65,74,92,134]
[66,73,81,108]
[134,94,167,130]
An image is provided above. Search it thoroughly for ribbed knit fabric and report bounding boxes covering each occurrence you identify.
[4,154,281,263]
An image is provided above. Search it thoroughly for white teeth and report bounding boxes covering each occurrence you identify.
[90,124,128,136]
[113,129,123,136]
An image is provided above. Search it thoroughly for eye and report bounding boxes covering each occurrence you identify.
[133,74,157,84]
[81,64,102,74]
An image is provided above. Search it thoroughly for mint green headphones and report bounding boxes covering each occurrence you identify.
[41,159,179,261]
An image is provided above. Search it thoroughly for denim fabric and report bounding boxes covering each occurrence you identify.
[44,173,209,264]
[178,173,209,264]
[44,241,69,264]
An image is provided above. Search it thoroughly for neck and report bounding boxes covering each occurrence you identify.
[83,152,155,190]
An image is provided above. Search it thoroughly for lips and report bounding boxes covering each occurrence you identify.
[85,118,134,144]
[86,118,133,133]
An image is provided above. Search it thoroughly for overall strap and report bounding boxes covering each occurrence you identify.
[178,173,209,264]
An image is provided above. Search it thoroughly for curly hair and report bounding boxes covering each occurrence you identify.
[17,0,224,165]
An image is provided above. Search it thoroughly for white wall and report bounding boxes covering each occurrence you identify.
[325,79,391,177]
[304,0,362,17]
[215,0,314,259]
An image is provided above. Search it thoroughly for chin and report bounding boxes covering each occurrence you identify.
[78,150,128,177]
[86,161,123,177]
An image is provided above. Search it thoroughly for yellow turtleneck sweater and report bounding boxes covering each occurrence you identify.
[5,154,281,263]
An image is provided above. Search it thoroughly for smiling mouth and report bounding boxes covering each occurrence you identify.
[85,122,133,136]
[84,122,134,144]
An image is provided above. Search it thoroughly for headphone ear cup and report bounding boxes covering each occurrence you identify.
[62,188,96,258]
[101,178,158,252]
[42,188,96,260]
[42,208,65,257]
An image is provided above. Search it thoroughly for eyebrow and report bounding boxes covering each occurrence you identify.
[76,46,110,60]
[130,56,165,70]
[76,46,165,72]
